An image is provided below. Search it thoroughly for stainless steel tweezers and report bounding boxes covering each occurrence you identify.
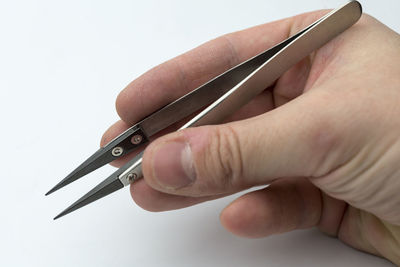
[46,1,362,219]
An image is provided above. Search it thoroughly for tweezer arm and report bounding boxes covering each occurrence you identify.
[119,1,362,185]
[186,1,362,128]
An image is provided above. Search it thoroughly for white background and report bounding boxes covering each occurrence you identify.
[0,0,399,266]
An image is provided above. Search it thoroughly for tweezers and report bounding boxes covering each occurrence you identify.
[47,1,362,219]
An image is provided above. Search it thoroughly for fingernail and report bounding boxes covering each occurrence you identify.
[152,141,196,189]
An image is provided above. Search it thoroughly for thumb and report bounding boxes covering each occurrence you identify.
[142,91,347,197]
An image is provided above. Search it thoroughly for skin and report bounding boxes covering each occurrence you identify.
[101,10,400,265]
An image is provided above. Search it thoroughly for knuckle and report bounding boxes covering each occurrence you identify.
[218,34,241,66]
[204,125,245,190]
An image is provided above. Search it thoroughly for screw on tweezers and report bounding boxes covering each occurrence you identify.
[127,173,137,183]
[131,134,143,145]
[111,147,124,156]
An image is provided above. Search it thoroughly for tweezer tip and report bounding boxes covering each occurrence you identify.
[52,175,124,219]
[53,205,77,220]
[45,187,57,196]
[46,147,115,197]
[53,214,63,220]
[53,207,71,220]
[45,172,84,196]
[45,181,67,196]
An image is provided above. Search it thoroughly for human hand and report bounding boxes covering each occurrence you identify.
[102,10,400,264]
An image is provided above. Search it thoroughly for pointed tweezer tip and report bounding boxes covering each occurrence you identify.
[45,173,80,196]
[45,182,64,196]
[46,147,113,197]
[45,188,56,196]
[53,205,77,220]
[53,209,69,220]
[45,176,72,196]
[52,175,124,220]
[53,205,75,220]
[53,213,63,220]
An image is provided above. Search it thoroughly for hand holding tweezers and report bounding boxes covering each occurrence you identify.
[47,1,362,219]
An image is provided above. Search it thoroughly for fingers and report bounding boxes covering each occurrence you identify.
[115,18,289,124]
[102,10,330,168]
[101,90,274,167]
[130,179,224,212]
[142,90,349,197]
[115,10,329,125]
[220,177,321,238]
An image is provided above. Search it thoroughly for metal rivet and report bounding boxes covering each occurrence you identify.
[131,134,143,145]
[127,173,137,183]
[111,146,124,157]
